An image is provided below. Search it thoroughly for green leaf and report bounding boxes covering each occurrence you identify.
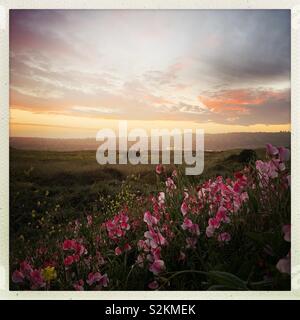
[207,271,248,290]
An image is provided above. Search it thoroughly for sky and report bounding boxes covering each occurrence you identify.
[10,10,291,138]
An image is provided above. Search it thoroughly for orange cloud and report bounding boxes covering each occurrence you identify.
[143,94,171,105]
[198,88,288,113]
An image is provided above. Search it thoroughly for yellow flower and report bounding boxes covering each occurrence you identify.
[42,266,57,282]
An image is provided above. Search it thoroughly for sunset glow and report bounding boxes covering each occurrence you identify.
[10,10,291,138]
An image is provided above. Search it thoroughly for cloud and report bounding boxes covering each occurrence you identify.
[72,105,121,114]
[193,10,291,85]
[197,88,290,125]
[9,10,291,133]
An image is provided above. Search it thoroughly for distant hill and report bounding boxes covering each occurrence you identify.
[10,132,290,152]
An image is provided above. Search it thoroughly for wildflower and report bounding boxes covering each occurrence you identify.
[123,243,132,251]
[144,211,158,226]
[114,247,122,256]
[73,279,84,291]
[136,254,145,267]
[178,251,186,262]
[282,225,291,242]
[30,270,46,289]
[86,272,102,286]
[64,255,74,267]
[137,240,149,252]
[278,147,290,162]
[206,225,214,238]
[62,239,76,250]
[12,270,24,284]
[186,237,197,249]
[190,223,200,236]
[87,215,93,226]
[180,202,188,216]
[41,266,57,282]
[99,273,109,288]
[158,192,165,205]
[165,177,176,192]
[105,211,130,240]
[148,280,159,290]
[181,217,193,230]
[155,164,164,175]
[144,228,167,248]
[74,242,86,256]
[276,252,291,274]
[216,206,230,223]
[266,143,278,156]
[86,272,109,288]
[218,232,231,243]
[208,217,220,229]
[149,259,166,275]
[20,261,33,277]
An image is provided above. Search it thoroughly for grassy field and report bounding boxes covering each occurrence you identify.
[10,148,264,238]
[10,146,290,291]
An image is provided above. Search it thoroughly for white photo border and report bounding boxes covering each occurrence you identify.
[0,0,299,300]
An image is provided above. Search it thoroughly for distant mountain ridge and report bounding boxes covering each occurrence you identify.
[10,132,290,152]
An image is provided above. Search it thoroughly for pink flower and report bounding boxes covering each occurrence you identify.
[149,259,166,275]
[282,225,291,242]
[137,239,149,251]
[12,270,25,284]
[73,279,84,291]
[278,147,290,162]
[148,280,159,289]
[218,232,231,243]
[99,273,109,287]
[266,143,279,156]
[178,251,186,262]
[86,272,102,286]
[106,221,115,232]
[165,177,176,191]
[144,228,167,248]
[30,270,45,289]
[158,192,165,204]
[216,206,230,223]
[72,254,80,262]
[208,217,220,229]
[172,170,177,178]
[114,247,122,256]
[155,164,164,175]
[181,202,188,216]
[186,237,197,249]
[105,211,130,240]
[206,225,215,238]
[19,261,33,279]
[123,243,132,252]
[190,223,200,236]
[74,242,86,256]
[276,252,291,274]
[144,211,158,226]
[87,215,93,226]
[136,254,145,267]
[181,217,193,230]
[64,255,74,267]
[63,239,76,251]
[240,192,249,203]
[120,221,130,230]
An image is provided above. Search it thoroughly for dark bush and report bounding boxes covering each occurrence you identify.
[238,149,257,163]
